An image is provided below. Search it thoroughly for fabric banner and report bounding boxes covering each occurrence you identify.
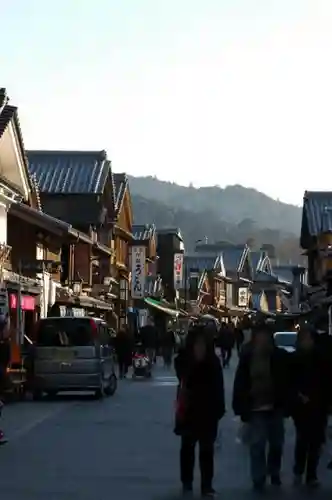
[173,253,184,290]
[131,246,146,299]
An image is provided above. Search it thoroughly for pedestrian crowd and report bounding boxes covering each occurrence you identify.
[173,318,332,497]
[113,318,182,379]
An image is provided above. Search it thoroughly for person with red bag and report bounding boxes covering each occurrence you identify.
[174,327,225,497]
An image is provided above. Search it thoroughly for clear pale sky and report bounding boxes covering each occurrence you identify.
[1,0,331,205]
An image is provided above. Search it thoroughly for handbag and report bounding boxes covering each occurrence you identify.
[236,421,251,446]
[174,379,188,435]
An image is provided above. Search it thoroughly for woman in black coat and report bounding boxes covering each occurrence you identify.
[290,327,330,487]
[174,327,225,497]
[114,329,133,378]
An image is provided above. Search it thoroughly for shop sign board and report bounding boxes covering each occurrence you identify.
[131,246,146,299]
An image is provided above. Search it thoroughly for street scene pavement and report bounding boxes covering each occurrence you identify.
[0,357,332,500]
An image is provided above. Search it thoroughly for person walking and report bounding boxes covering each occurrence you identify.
[234,324,244,356]
[161,327,175,368]
[174,327,225,497]
[114,329,132,379]
[140,320,158,363]
[289,327,330,487]
[220,322,234,368]
[232,323,290,491]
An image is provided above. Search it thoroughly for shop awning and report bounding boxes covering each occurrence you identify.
[209,305,249,317]
[144,297,180,317]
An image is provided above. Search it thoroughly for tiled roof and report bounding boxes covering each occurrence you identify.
[181,254,224,289]
[254,271,278,283]
[113,173,128,216]
[250,251,261,271]
[0,88,9,117]
[273,265,293,284]
[157,228,184,240]
[184,254,219,273]
[0,96,33,200]
[27,150,110,194]
[250,250,272,275]
[132,224,156,241]
[221,246,247,273]
[301,191,332,248]
[194,242,248,274]
[0,104,16,140]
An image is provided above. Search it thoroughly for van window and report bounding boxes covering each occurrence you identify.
[36,318,94,347]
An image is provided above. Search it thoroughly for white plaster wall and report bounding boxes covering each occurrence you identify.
[0,125,28,199]
[49,280,61,309]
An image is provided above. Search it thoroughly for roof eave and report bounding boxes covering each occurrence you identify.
[237,245,250,273]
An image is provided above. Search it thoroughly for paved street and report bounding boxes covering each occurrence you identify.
[0,358,331,499]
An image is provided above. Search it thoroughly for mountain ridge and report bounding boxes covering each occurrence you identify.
[128,175,304,263]
[128,175,302,235]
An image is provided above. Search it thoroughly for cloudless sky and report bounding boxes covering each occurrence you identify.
[1,0,332,205]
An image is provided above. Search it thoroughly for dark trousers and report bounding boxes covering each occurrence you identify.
[221,348,232,367]
[236,340,243,356]
[180,432,216,490]
[249,411,284,484]
[293,416,326,480]
[162,347,173,367]
[118,358,128,378]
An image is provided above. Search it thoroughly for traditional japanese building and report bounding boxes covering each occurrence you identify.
[193,242,252,313]
[27,151,133,328]
[156,228,184,302]
[300,190,332,289]
[112,173,134,328]
[0,91,112,382]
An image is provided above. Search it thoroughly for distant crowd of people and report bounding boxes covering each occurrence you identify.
[173,318,332,497]
[113,319,179,378]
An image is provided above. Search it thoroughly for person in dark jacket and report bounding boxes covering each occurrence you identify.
[140,321,158,363]
[174,327,225,497]
[114,329,133,378]
[161,328,175,368]
[234,325,244,356]
[232,324,290,491]
[290,327,330,487]
[219,322,234,368]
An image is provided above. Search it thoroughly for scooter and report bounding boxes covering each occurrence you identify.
[132,352,152,379]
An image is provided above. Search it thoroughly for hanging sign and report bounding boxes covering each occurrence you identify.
[131,246,146,299]
[238,287,248,307]
[173,253,184,290]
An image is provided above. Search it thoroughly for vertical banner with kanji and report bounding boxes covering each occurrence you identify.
[131,246,146,299]
[173,253,184,290]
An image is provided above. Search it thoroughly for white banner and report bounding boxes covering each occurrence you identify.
[238,287,248,307]
[138,309,148,327]
[131,246,146,299]
[173,253,184,290]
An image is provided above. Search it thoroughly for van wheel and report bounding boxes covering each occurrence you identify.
[33,390,43,401]
[104,374,117,396]
[46,390,58,399]
[94,387,104,399]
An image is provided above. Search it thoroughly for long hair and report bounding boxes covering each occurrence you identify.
[184,326,216,360]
